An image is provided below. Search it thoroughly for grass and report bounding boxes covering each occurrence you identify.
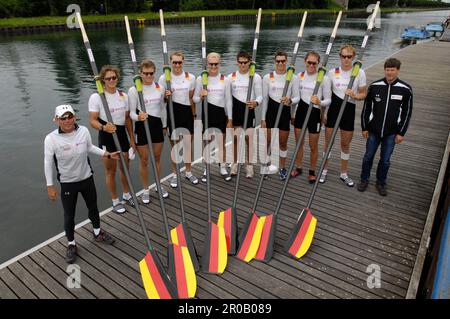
[1,7,449,28]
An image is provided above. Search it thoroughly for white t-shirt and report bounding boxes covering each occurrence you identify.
[227,71,263,105]
[298,71,332,107]
[128,83,167,127]
[158,71,195,106]
[44,125,105,185]
[193,74,232,119]
[327,67,367,104]
[261,71,300,120]
[88,90,129,125]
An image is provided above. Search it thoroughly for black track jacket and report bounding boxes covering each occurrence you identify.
[361,77,413,137]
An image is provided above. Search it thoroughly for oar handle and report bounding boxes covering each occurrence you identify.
[77,13,155,253]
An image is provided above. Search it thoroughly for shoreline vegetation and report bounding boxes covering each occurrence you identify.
[1,7,449,29]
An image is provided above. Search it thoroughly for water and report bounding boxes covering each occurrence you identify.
[0,10,448,264]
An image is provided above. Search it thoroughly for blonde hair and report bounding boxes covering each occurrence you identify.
[170,51,185,61]
[207,52,221,60]
[339,44,356,57]
[99,65,120,83]
[140,59,156,71]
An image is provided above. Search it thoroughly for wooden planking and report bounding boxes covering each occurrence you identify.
[0,267,36,299]
[0,278,18,299]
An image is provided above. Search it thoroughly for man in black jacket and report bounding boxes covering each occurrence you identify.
[357,58,413,196]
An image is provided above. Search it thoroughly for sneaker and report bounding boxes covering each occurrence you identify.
[66,244,77,264]
[94,230,115,245]
[155,187,169,198]
[230,163,238,176]
[319,172,327,184]
[201,169,207,183]
[279,168,288,180]
[375,183,387,196]
[124,197,135,207]
[185,173,199,185]
[357,180,369,192]
[170,176,178,188]
[308,175,317,184]
[113,203,126,214]
[220,165,231,181]
[260,164,278,175]
[291,167,303,177]
[340,175,355,187]
[246,165,254,178]
[142,192,151,204]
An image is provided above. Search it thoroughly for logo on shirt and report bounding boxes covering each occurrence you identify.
[375,94,381,102]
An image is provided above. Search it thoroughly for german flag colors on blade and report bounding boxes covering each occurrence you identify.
[139,251,178,299]
[217,208,237,253]
[236,212,265,262]
[254,214,277,262]
[170,222,199,272]
[284,209,317,259]
[202,222,228,274]
[168,243,197,298]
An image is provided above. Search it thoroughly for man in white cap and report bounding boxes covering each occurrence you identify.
[44,105,118,264]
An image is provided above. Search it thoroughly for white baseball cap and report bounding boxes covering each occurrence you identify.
[54,104,75,119]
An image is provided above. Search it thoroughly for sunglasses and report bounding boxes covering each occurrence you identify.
[275,59,287,64]
[306,61,318,66]
[172,61,183,65]
[340,54,353,59]
[208,63,219,67]
[59,114,74,121]
[142,71,154,76]
[104,76,117,81]
[238,61,250,65]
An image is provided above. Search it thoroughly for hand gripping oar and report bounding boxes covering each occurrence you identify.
[218,8,262,256]
[236,11,308,263]
[76,13,177,299]
[285,2,380,259]
[124,16,196,299]
[200,17,228,274]
[158,10,200,275]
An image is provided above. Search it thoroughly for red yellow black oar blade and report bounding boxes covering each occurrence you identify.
[170,222,200,272]
[254,213,277,262]
[217,208,238,255]
[236,211,266,262]
[201,222,228,274]
[139,251,178,299]
[167,243,197,299]
[284,209,317,259]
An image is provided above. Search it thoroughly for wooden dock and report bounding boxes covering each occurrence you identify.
[1,41,449,299]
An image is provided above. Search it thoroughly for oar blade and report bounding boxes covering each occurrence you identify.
[217,208,238,255]
[254,213,277,262]
[284,209,317,259]
[236,212,266,262]
[201,222,228,274]
[139,251,178,299]
[170,222,200,272]
[167,243,197,299]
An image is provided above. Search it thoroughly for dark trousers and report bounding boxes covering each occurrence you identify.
[360,132,396,186]
[60,176,100,241]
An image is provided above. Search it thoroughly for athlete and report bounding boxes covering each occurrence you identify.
[227,51,263,179]
[88,65,136,214]
[158,52,199,188]
[45,104,116,264]
[291,51,331,183]
[320,45,367,186]
[193,52,233,182]
[261,49,300,180]
[128,59,168,204]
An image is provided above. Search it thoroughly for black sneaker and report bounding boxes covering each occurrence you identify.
[94,230,115,245]
[375,183,387,196]
[66,244,77,264]
[357,180,369,192]
[125,197,135,207]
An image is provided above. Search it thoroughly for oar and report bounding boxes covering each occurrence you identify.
[124,16,196,299]
[285,2,380,259]
[158,10,200,274]
[218,8,262,256]
[236,11,308,263]
[76,12,177,299]
[200,17,228,274]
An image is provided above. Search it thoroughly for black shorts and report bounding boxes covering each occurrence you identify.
[232,97,255,128]
[265,97,291,132]
[325,93,356,132]
[201,103,227,134]
[167,101,194,137]
[135,115,165,145]
[98,118,130,152]
[294,100,322,134]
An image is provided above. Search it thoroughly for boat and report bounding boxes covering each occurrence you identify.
[426,22,444,36]
[401,26,431,41]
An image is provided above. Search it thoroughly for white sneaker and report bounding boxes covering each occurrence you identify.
[170,176,178,188]
[155,186,169,198]
[246,165,254,178]
[230,163,238,176]
[201,169,207,183]
[220,164,231,181]
[141,192,151,204]
[260,164,278,175]
[319,172,327,183]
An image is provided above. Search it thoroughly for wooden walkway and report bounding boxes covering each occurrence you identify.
[1,41,449,299]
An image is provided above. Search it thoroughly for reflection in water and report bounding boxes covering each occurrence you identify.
[0,10,448,263]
